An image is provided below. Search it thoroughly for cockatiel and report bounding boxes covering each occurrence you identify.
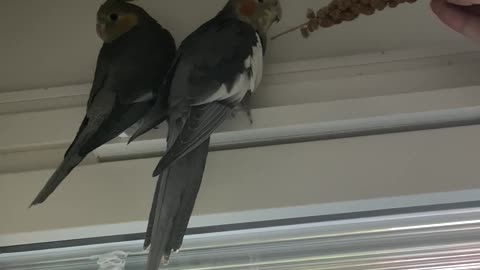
[30,0,176,207]
[129,0,282,268]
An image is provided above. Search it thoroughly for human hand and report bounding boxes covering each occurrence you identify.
[431,0,480,43]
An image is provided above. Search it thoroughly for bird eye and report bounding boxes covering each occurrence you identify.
[109,13,119,21]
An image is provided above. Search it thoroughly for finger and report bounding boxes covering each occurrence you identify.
[448,0,480,6]
[431,0,480,43]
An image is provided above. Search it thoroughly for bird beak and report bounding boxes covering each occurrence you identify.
[96,15,111,42]
[96,20,110,43]
[96,23,105,37]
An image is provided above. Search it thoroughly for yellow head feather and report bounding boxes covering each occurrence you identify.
[96,0,142,43]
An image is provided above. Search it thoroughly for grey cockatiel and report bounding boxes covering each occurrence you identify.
[129,0,282,268]
[30,0,176,207]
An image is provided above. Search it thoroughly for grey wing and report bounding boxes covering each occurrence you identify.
[148,20,260,173]
[31,26,176,206]
[128,55,182,143]
[111,24,175,104]
[129,19,260,144]
[168,18,261,107]
[153,102,232,176]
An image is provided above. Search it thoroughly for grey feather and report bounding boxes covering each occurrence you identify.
[30,11,175,206]
[145,115,210,268]
[140,3,277,269]
[153,103,231,176]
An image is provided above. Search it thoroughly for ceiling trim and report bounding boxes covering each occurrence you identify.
[1,46,479,116]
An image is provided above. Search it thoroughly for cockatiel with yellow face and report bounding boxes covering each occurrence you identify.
[130,0,282,269]
[30,0,175,206]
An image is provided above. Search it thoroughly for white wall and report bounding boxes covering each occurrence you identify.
[2,125,480,235]
[2,48,480,245]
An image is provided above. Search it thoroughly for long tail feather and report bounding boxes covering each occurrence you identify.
[30,115,93,207]
[32,102,154,207]
[145,139,210,270]
[30,153,84,207]
[144,175,163,249]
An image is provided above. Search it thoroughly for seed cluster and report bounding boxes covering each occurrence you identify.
[271,0,418,40]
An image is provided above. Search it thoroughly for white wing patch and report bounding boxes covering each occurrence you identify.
[250,33,264,93]
[195,33,264,106]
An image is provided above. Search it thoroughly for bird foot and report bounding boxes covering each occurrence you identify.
[161,255,170,266]
[243,107,253,125]
[240,92,253,125]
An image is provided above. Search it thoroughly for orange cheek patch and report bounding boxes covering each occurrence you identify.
[240,0,257,17]
[118,14,138,33]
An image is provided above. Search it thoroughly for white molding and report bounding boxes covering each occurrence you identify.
[264,46,480,74]
[0,84,90,115]
[0,47,479,172]
[3,48,480,247]
[3,206,480,270]
[2,85,480,172]
[1,47,480,115]
[97,86,480,161]
[2,188,480,247]
[0,84,90,105]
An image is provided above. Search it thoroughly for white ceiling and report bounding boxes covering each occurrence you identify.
[0,0,474,92]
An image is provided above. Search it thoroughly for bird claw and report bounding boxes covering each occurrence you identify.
[240,92,253,125]
[231,106,253,124]
[244,107,253,125]
[161,255,170,266]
